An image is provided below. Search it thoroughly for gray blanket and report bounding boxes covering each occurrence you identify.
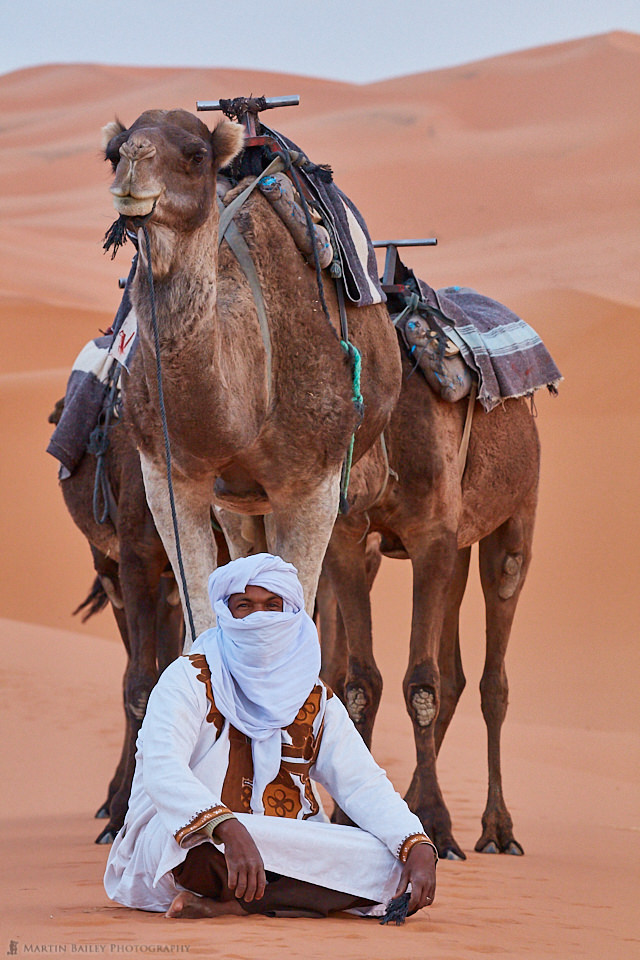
[47,260,136,475]
[416,278,562,411]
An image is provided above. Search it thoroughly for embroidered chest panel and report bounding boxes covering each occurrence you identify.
[186,653,327,820]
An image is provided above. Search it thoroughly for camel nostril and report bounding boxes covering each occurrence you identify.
[120,138,157,163]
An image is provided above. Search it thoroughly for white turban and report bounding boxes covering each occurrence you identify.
[191,553,321,814]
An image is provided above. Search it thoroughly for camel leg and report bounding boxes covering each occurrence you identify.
[434,546,472,755]
[402,528,465,860]
[215,509,268,559]
[102,574,179,841]
[140,453,217,647]
[316,570,345,696]
[322,524,386,828]
[322,523,383,749]
[95,599,132,836]
[316,533,380,697]
[475,511,534,855]
[95,709,127,821]
[156,574,184,673]
[96,678,140,844]
[266,470,342,616]
[99,511,171,841]
[83,549,132,841]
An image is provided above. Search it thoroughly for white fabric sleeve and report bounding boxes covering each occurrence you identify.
[138,658,232,846]
[311,694,425,858]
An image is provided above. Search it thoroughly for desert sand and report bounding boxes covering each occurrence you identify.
[1,32,639,959]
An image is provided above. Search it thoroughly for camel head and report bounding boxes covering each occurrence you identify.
[103,109,244,233]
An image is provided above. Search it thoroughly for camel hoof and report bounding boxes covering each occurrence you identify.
[441,844,466,861]
[95,827,117,845]
[95,804,110,819]
[504,840,524,856]
[478,840,499,854]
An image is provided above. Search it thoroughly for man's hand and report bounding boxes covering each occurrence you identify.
[214,818,266,903]
[395,842,437,913]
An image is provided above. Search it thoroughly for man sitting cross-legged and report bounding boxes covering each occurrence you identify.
[104,553,437,920]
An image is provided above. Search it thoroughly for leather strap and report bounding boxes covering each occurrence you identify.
[457,381,477,477]
[218,199,273,406]
[369,431,399,510]
[218,155,285,244]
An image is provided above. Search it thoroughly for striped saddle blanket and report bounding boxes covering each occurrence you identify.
[414,277,562,411]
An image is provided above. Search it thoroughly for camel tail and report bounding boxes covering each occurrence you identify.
[73,577,109,622]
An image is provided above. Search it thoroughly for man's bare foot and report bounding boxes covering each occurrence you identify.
[166,891,247,919]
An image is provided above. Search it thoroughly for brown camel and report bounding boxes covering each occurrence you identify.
[319,344,540,860]
[50,400,185,841]
[102,109,401,642]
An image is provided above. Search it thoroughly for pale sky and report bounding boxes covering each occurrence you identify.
[3,0,640,82]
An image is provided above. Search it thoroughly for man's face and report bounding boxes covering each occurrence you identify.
[228,585,284,619]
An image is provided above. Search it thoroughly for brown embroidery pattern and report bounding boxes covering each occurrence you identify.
[240,778,253,813]
[221,726,253,812]
[263,770,303,819]
[292,686,322,724]
[283,684,323,755]
[174,804,232,846]
[185,653,224,735]
[193,681,328,819]
[280,760,320,819]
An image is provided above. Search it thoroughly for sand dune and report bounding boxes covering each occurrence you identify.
[1,32,638,958]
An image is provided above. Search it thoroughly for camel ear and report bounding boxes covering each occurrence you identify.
[211,120,245,168]
[102,119,126,152]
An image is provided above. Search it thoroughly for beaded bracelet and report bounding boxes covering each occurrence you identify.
[398,832,439,865]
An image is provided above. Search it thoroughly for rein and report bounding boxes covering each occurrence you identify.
[141,223,197,643]
[104,206,197,639]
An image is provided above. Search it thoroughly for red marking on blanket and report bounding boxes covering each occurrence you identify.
[118,330,135,355]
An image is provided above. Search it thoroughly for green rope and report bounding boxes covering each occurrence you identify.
[339,340,364,514]
[342,339,363,408]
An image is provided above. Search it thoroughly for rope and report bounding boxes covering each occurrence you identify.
[141,224,196,642]
[285,160,335,334]
[366,430,398,514]
[338,339,363,513]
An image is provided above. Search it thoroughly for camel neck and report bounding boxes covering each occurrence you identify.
[134,218,220,348]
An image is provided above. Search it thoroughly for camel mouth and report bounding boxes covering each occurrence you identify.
[112,196,158,218]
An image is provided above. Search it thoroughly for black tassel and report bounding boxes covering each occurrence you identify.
[103,216,129,260]
[73,577,109,623]
[301,159,333,183]
[379,892,411,926]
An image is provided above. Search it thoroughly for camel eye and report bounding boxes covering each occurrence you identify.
[106,146,120,170]
[105,134,127,171]
[181,139,208,168]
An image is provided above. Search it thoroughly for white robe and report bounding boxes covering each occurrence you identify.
[104,654,425,913]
